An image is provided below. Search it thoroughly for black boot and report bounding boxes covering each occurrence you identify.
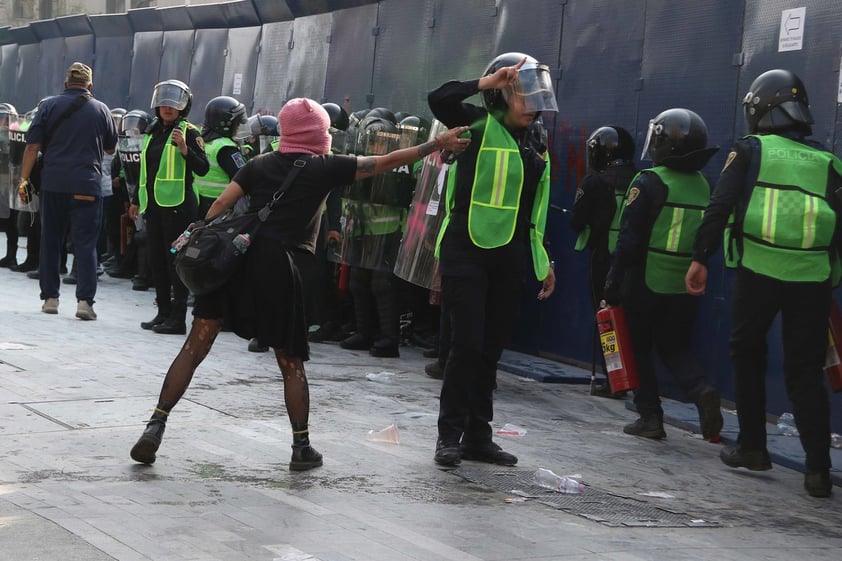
[131,408,168,464]
[141,312,168,330]
[623,415,666,439]
[289,424,322,471]
[154,306,187,335]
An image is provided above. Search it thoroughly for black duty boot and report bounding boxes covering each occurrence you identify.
[623,415,666,439]
[340,332,372,350]
[370,336,399,358]
[289,445,323,471]
[130,409,168,464]
[434,438,461,467]
[425,360,444,380]
[719,445,772,471]
[140,312,168,330]
[0,255,17,268]
[804,471,832,498]
[460,441,518,466]
[695,388,723,440]
[154,318,187,335]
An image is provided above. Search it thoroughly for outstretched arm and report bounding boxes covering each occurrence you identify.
[354,125,470,180]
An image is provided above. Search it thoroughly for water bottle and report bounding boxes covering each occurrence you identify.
[232,233,251,253]
[776,412,799,437]
[533,468,584,494]
[170,229,191,254]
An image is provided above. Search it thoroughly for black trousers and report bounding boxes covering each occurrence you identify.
[145,205,195,316]
[623,271,712,418]
[730,267,831,472]
[437,257,524,445]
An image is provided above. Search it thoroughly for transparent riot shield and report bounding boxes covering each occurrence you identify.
[117,133,144,201]
[393,119,450,289]
[8,119,38,212]
[336,127,419,271]
[0,123,12,219]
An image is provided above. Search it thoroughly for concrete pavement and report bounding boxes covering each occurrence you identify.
[1,243,840,561]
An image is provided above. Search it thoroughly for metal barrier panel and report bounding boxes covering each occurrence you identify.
[285,13,331,101]
[323,4,377,109]
[0,44,20,106]
[190,28,229,125]
[160,30,196,121]
[93,35,133,110]
[37,37,66,101]
[252,21,294,115]
[64,34,95,78]
[223,27,261,114]
[127,31,163,114]
[15,44,41,112]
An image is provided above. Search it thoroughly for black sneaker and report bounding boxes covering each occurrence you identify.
[696,388,723,440]
[623,416,666,439]
[590,381,627,399]
[434,439,461,466]
[804,471,832,498]
[425,361,444,380]
[340,332,372,350]
[289,445,323,471]
[460,441,518,466]
[130,420,166,464]
[719,445,772,471]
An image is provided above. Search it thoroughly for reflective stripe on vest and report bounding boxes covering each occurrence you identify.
[138,121,193,212]
[740,134,842,282]
[194,137,236,199]
[643,167,710,294]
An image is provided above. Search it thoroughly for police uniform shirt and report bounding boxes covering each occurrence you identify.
[218,144,246,180]
[571,164,637,253]
[692,133,842,267]
[232,152,357,254]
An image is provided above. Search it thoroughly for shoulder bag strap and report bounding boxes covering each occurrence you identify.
[41,92,92,153]
[257,157,308,221]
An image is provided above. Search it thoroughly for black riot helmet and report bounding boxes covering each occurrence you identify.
[0,102,17,128]
[120,109,153,136]
[247,114,279,137]
[641,108,718,171]
[586,126,635,172]
[366,107,396,124]
[743,69,814,135]
[481,52,558,114]
[203,96,247,138]
[150,79,192,117]
[322,102,350,131]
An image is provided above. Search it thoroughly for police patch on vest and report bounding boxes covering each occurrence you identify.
[625,187,640,207]
[721,151,737,174]
[574,187,584,203]
[231,151,246,168]
[196,136,205,150]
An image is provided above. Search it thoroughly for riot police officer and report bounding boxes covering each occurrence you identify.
[128,79,209,335]
[244,114,279,157]
[196,96,247,218]
[686,70,841,498]
[604,108,722,442]
[0,102,18,267]
[570,125,637,398]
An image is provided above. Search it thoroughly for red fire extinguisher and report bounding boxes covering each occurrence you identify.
[596,305,640,393]
[824,299,842,393]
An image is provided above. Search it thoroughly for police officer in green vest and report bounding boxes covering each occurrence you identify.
[128,79,209,335]
[687,70,842,498]
[604,108,723,443]
[428,53,557,467]
[570,126,637,398]
[196,96,247,219]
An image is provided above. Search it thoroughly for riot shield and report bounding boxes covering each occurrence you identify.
[0,122,12,219]
[117,132,144,201]
[393,119,450,289]
[336,127,419,271]
[8,118,37,212]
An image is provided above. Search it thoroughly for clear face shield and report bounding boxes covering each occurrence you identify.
[640,119,663,160]
[150,83,190,111]
[501,63,559,113]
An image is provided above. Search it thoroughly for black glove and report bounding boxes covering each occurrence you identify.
[603,279,621,307]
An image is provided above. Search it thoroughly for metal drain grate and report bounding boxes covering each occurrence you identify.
[451,466,720,528]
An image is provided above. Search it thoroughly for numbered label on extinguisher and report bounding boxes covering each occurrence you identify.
[599,325,623,372]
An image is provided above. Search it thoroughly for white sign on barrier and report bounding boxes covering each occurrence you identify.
[778,7,806,52]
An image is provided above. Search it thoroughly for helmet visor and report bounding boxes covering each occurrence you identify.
[121,114,147,135]
[150,83,190,111]
[502,64,558,113]
[640,119,662,160]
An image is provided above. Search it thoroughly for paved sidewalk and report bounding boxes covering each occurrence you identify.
[0,244,840,561]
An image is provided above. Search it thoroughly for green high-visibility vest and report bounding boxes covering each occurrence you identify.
[643,166,710,294]
[194,137,237,199]
[271,139,279,151]
[739,134,842,282]
[138,121,197,213]
[606,188,629,253]
[436,114,552,280]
